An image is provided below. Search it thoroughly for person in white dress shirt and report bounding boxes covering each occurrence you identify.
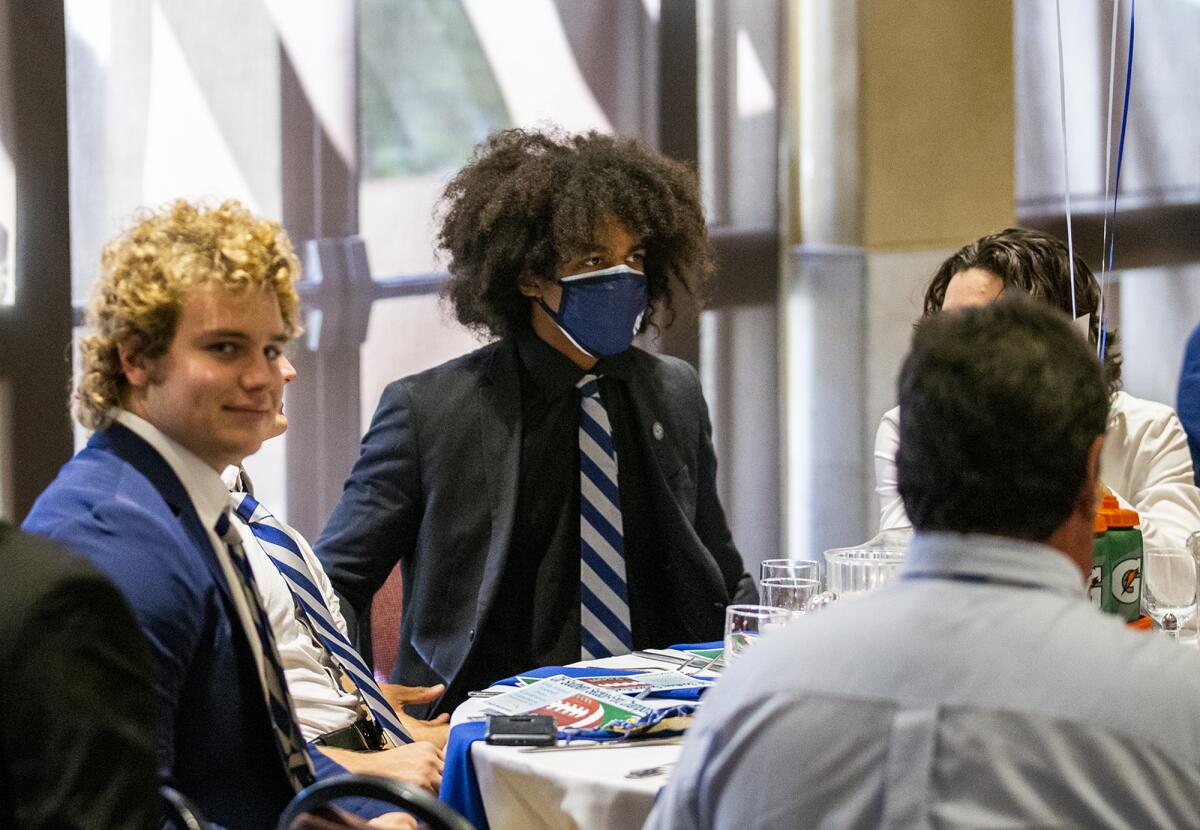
[225,354,447,791]
[875,227,1200,548]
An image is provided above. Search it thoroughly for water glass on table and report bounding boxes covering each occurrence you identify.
[760,559,821,584]
[1142,546,1198,642]
[724,604,790,662]
[760,577,821,620]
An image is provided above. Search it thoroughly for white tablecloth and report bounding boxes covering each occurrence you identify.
[449,654,694,830]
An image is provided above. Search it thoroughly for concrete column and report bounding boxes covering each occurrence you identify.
[782,0,1015,559]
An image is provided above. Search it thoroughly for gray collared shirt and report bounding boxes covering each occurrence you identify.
[646,533,1200,830]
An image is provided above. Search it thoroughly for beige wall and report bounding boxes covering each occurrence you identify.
[859,0,1015,251]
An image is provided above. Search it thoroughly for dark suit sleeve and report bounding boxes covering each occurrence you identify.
[1,570,160,830]
[316,379,423,637]
[690,368,758,604]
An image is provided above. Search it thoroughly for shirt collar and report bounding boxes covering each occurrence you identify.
[900,532,1087,597]
[514,327,634,398]
[114,410,231,533]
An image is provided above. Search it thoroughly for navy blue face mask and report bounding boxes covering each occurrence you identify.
[537,265,648,357]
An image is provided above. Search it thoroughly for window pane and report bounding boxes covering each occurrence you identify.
[66,0,282,305]
[360,294,482,435]
[358,0,617,280]
[65,0,288,514]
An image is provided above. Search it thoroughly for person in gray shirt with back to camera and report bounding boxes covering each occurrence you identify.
[647,296,1200,830]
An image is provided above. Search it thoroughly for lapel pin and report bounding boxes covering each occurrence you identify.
[652,422,664,440]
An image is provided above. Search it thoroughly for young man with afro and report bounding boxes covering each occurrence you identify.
[316,128,756,714]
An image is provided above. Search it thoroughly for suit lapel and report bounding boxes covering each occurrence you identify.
[622,356,725,640]
[91,424,239,611]
[625,353,688,481]
[470,344,524,645]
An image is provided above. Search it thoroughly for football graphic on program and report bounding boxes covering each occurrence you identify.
[529,695,606,728]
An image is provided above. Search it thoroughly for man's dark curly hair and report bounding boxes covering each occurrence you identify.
[436,128,715,339]
[924,227,1122,395]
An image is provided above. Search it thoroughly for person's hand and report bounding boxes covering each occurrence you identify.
[381,682,451,748]
[367,814,417,830]
[380,682,443,710]
[316,741,444,793]
[288,806,415,830]
[397,711,450,749]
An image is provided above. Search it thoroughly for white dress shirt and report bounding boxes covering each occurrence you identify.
[874,391,1200,548]
[646,533,1200,830]
[221,468,361,742]
[113,410,273,698]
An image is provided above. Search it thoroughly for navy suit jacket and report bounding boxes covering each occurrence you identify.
[317,340,756,714]
[23,424,296,830]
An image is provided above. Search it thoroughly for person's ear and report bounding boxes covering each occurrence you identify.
[517,274,544,299]
[118,339,153,388]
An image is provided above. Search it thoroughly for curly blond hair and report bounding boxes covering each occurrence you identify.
[75,199,302,431]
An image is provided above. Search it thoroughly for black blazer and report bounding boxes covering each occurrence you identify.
[0,521,160,829]
[316,340,756,714]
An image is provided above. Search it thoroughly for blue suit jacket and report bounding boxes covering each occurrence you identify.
[1178,323,1200,487]
[23,424,296,830]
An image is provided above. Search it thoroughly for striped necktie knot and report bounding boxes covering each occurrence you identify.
[234,491,264,523]
[577,374,601,398]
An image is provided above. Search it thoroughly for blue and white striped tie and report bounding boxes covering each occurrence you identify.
[577,374,634,659]
[214,511,315,789]
[231,493,414,747]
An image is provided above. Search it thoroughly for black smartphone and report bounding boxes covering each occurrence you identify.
[485,714,558,747]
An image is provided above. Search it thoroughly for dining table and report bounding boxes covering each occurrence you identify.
[443,648,720,830]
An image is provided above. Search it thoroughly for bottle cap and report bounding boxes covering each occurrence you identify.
[1099,494,1140,528]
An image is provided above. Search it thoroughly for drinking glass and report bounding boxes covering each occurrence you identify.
[760,559,821,583]
[823,546,905,599]
[724,604,789,661]
[1142,546,1198,642]
[760,577,821,619]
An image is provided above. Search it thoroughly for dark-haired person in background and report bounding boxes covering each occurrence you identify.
[875,227,1200,548]
[0,522,160,830]
[317,128,755,715]
[648,297,1200,830]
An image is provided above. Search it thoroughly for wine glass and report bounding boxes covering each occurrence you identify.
[1142,547,1198,642]
[723,605,789,661]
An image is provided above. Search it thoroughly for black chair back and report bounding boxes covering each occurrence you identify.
[275,773,475,830]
